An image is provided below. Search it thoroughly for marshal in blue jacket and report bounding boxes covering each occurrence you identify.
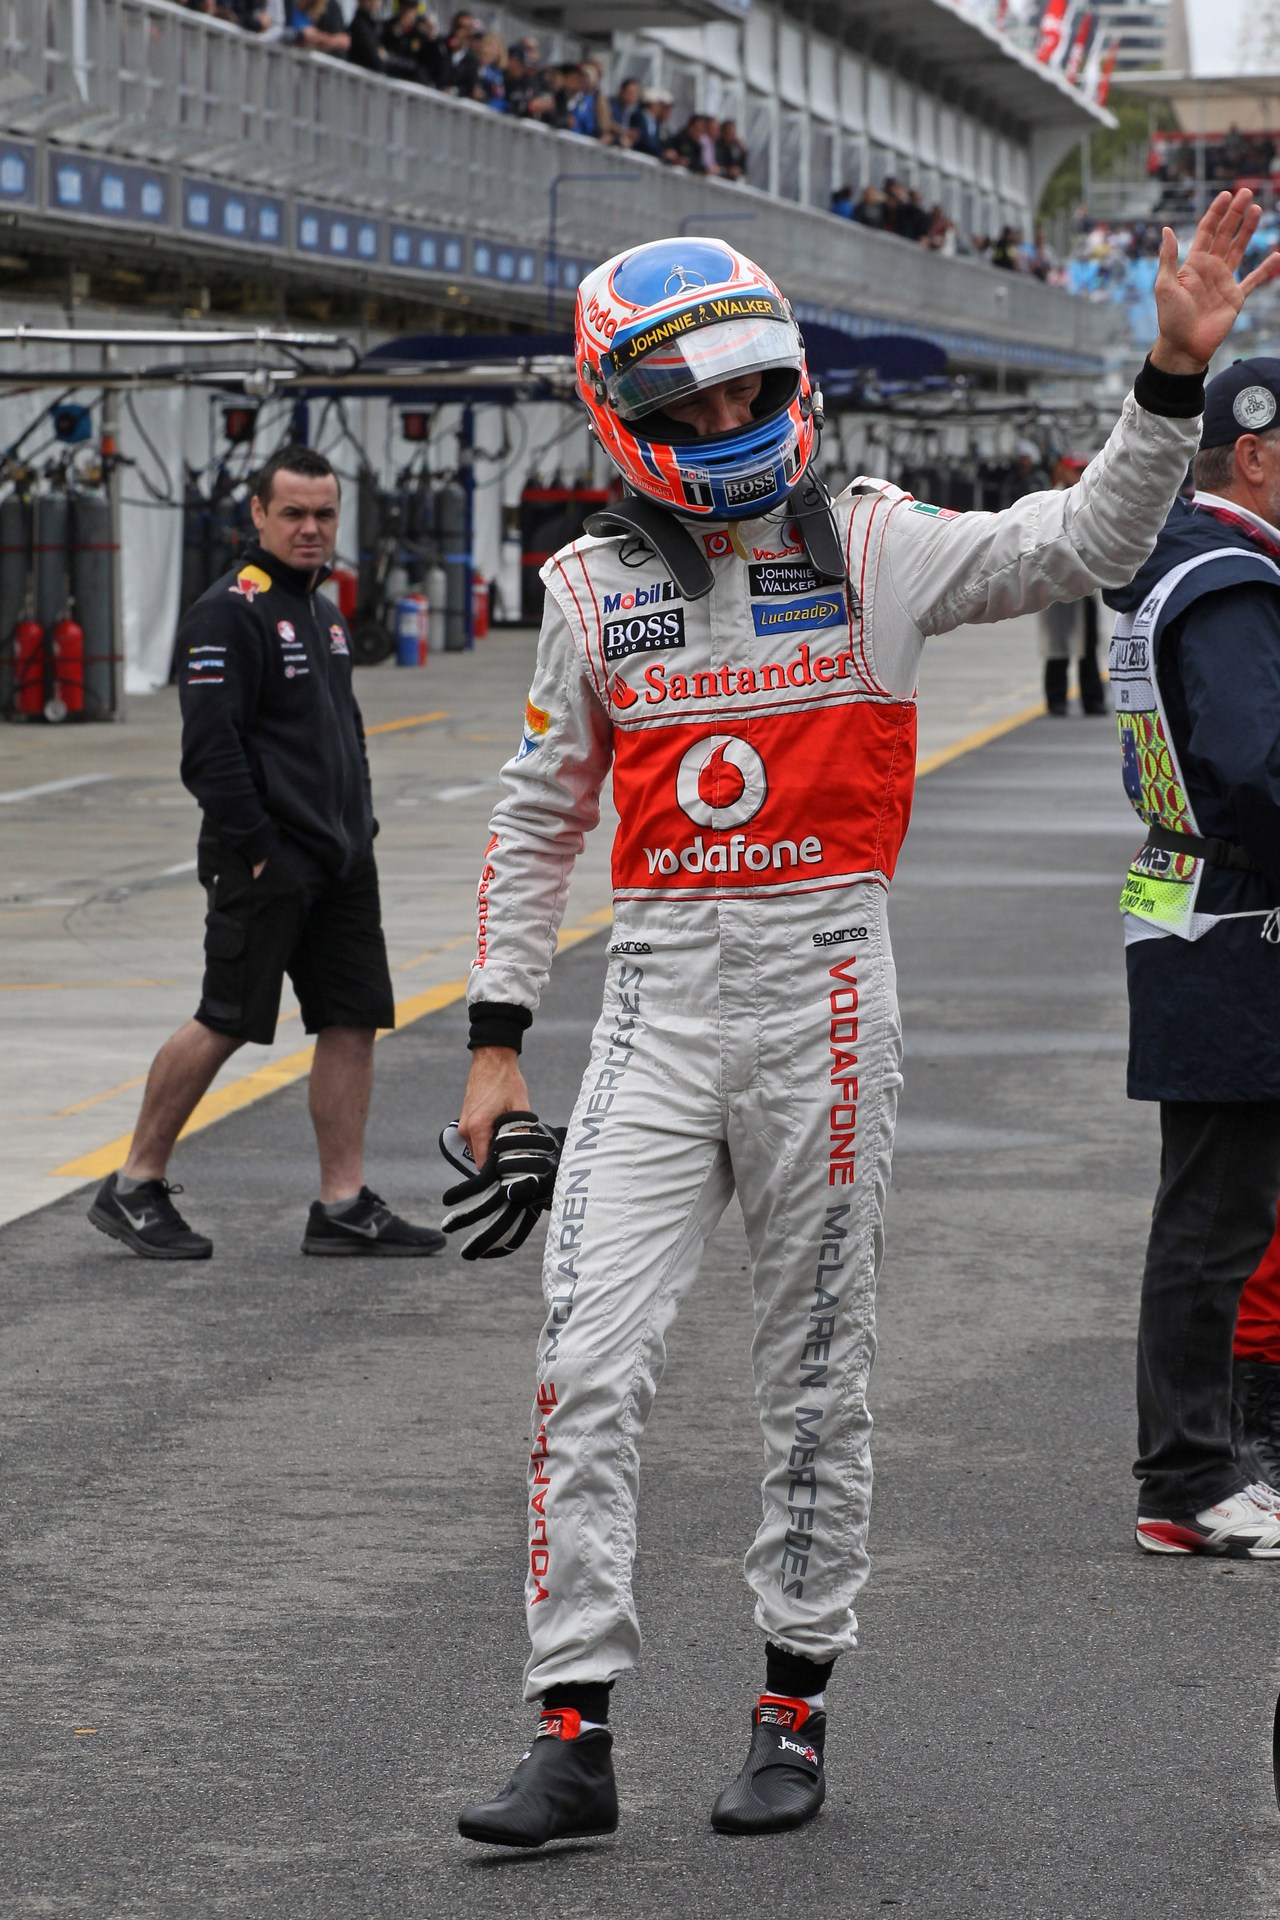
[1105,496,1280,1101]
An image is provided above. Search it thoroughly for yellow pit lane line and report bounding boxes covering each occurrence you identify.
[364,709,450,737]
[47,690,1042,1189]
[51,907,617,1184]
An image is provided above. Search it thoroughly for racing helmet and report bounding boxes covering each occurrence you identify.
[575,236,819,520]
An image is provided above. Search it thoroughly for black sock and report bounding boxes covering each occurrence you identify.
[542,1681,612,1724]
[765,1643,835,1700]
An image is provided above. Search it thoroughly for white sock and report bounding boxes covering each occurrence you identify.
[800,1691,825,1709]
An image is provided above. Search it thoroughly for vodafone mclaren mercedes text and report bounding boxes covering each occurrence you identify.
[468,385,1200,1697]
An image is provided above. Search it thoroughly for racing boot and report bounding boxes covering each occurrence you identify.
[1235,1359,1280,1489]
[711,1694,826,1835]
[457,1708,618,1848]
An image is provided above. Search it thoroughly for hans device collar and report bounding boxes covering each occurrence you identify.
[585,482,848,605]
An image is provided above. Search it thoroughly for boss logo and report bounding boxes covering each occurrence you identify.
[602,606,686,661]
[724,469,776,508]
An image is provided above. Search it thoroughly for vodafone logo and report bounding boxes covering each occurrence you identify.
[702,530,733,560]
[676,735,767,830]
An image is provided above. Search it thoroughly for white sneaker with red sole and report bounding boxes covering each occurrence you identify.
[1137,1484,1280,1557]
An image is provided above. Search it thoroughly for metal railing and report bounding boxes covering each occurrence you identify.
[0,0,1119,365]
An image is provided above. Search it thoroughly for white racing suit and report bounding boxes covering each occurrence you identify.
[469,390,1199,1698]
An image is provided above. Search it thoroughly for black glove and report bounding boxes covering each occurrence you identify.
[439,1111,565,1260]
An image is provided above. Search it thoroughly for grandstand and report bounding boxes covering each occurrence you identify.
[2,0,1113,368]
[0,0,1139,693]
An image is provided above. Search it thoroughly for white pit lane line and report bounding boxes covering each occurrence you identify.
[0,773,114,805]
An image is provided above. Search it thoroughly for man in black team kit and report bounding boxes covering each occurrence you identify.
[89,445,444,1263]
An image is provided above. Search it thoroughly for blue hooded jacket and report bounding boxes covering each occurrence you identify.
[1103,496,1280,1100]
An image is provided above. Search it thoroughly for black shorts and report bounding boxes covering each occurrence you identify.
[195,838,395,1046]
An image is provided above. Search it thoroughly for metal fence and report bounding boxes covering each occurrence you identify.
[0,0,1118,368]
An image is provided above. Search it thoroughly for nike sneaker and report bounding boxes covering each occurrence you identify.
[711,1694,826,1834]
[301,1187,446,1257]
[457,1708,618,1848]
[88,1172,212,1260]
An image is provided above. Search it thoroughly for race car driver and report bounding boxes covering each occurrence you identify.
[451,191,1276,1846]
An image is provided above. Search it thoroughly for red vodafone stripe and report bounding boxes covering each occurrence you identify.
[550,557,600,694]
[573,550,607,691]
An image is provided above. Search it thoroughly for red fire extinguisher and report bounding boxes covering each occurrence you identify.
[13,615,45,717]
[51,609,85,716]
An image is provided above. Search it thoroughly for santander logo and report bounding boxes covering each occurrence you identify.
[675,735,767,830]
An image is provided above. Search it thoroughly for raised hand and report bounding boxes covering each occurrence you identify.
[1152,188,1280,374]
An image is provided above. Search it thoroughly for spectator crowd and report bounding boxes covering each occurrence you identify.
[186,0,748,173]
[182,0,1280,333]
[830,179,1058,281]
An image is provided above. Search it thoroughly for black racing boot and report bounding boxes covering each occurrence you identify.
[711,1695,826,1835]
[457,1709,618,1848]
[1235,1359,1280,1490]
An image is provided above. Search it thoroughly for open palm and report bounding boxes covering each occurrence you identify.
[1155,189,1280,370]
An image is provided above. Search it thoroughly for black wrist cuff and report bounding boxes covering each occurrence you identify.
[1134,355,1205,419]
[468,1002,533,1054]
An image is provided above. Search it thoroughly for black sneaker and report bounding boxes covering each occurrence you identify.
[1235,1359,1280,1487]
[301,1186,446,1257]
[711,1694,826,1835]
[88,1173,212,1260]
[458,1710,618,1848]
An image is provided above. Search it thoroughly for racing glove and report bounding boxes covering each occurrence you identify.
[439,1111,565,1260]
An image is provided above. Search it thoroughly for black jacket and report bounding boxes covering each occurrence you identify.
[1104,498,1280,1101]
[177,543,376,877]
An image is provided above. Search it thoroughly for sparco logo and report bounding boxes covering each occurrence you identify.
[609,939,652,954]
[602,606,686,662]
[676,735,767,829]
[813,926,868,946]
[603,580,678,616]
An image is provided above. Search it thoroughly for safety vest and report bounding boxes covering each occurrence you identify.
[1110,546,1280,940]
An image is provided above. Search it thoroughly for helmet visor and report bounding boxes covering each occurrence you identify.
[605,313,804,421]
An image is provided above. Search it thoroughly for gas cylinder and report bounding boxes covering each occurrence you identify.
[435,477,469,651]
[51,614,85,716]
[330,564,358,623]
[425,565,448,652]
[0,492,31,716]
[472,573,490,641]
[70,492,117,720]
[34,488,68,711]
[13,616,45,716]
[395,593,429,667]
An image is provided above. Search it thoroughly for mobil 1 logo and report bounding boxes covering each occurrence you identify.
[603,605,687,661]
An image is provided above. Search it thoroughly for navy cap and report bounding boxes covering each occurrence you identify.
[1200,357,1280,448]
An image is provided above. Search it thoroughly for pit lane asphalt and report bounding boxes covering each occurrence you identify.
[5,717,1278,1920]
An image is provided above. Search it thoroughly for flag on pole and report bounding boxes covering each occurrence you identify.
[1097,34,1119,105]
[1035,0,1070,64]
[1065,10,1094,83]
